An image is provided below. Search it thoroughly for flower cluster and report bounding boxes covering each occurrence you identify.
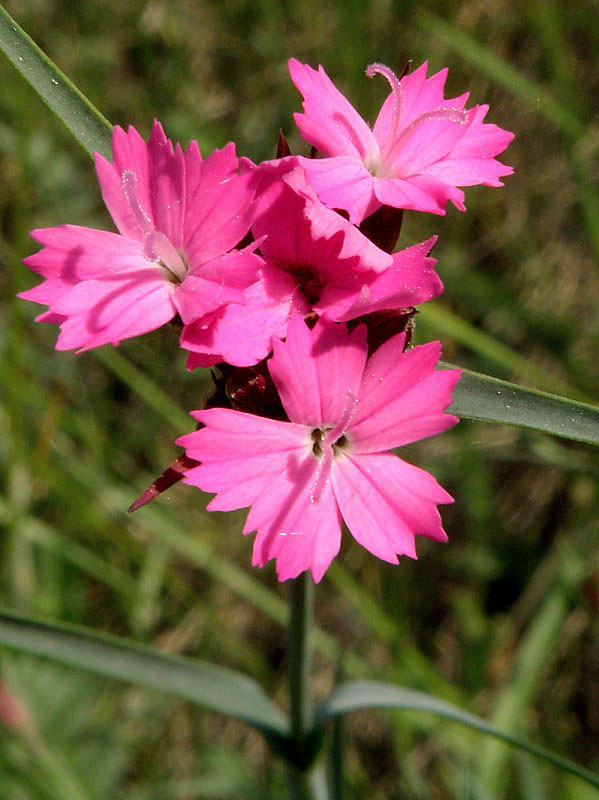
[20,60,513,581]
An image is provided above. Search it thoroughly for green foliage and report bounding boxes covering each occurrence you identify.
[1,0,599,798]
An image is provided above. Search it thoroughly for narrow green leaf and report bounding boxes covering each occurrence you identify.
[315,681,599,790]
[0,3,112,157]
[0,611,288,741]
[420,303,589,403]
[443,363,599,445]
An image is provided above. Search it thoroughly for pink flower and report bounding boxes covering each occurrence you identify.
[177,314,460,582]
[181,159,442,368]
[289,59,514,224]
[20,121,262,351]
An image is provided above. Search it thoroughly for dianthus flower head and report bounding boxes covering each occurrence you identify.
[20,121,262,351]
[181,158,443,368]
[289,59,514,224]
[177,313,460,582]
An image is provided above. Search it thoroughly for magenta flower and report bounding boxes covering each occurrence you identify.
[181,159,442,368]
[177,314,460,582]
[20,121,262,351]
[289,59,514,224]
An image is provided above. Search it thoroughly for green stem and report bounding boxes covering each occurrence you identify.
[329,714,345,800]
[287,571,315,798]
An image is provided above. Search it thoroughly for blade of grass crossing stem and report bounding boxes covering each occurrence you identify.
[0,3,112,157]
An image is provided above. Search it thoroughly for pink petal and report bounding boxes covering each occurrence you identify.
[372,174,458,215]
[172,274,245,324]
[20,225,179,350]
[372,65,456,148]
[24,226,147,280]
[391,114,476,177]
[289,59,378,162]
[427,156,513,187]
[146,120,186,248]
[269,314,367,427]
[332,454,416,561]
[350,338,460,449]
[285,166,393,273]
[94,153,140,240]
[333,452,451,561]
[334,238,443,320]
[350,367,461,452]
[183,142,256,266]
[354,338,441,421]
[180,268,295,367]
[396,63,450,125]
[178,408,309,510]
[172,248,263,324]
[298,155,380,224]
[51,272,174,351]
[95,125,154,239]
[248,461,342,582]
[449,106,515,158]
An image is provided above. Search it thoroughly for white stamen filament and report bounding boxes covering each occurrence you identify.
[365,64,469,178]
[311,390,358,505]
[365,62,403,171]
[122,170,187,283]
[122,170,153,234]
[382,107,469,172]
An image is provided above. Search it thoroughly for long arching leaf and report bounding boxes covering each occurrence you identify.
[315,681,599,789]
[0,611,288,744]
[443,363,599,445]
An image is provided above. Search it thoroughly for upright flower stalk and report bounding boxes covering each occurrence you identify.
[287,571,315,795]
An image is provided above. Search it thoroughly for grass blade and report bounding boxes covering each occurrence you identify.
[315,681,599,790]
[444,364,599,445]
[0,3,112,157]
[416,9,583,141]
[0,610,288,741]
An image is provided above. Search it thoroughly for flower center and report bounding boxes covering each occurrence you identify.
[310,390,358,505]
[288,264,324,306]
[122,170,188,284]
[365,62,469,179]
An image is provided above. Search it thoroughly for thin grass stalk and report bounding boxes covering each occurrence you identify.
[287,571,315,798]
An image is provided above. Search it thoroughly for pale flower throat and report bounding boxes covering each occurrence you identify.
[122,170,189,284]
[310,389,358,505]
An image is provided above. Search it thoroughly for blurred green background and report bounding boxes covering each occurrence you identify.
[1,0,599,798]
